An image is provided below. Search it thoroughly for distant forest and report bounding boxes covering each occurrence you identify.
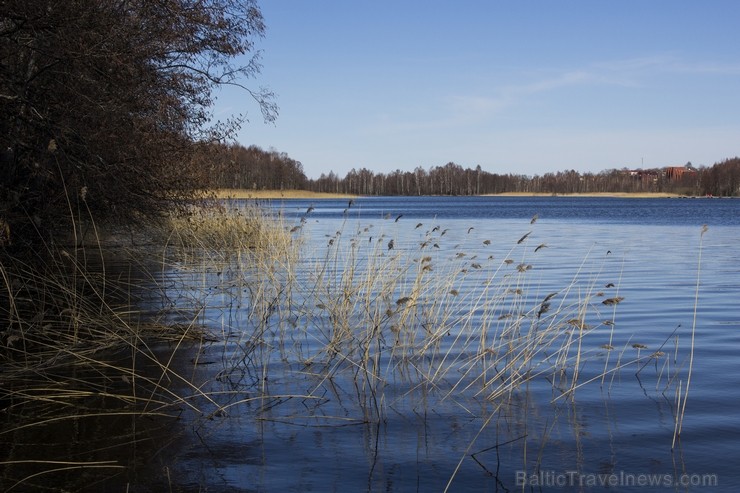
[206,143,740,197]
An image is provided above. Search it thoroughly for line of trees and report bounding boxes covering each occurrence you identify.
[700,158,740,197]
[303,159,739,197]
[203,148,740,197]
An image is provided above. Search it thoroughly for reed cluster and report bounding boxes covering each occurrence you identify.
[0,200,701,490]
[0,202,299,490]
[160,205,695,464]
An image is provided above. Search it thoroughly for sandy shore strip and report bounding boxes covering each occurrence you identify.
[213,189,685,199]
[212,189,358,199]
[490,192,681,198]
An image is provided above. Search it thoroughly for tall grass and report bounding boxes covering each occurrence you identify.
[0,200,301,490]
[168,204,696,491]
[0,199,699,490]
[160,204,692,440]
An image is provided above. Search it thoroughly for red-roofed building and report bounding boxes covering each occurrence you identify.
[665,164,697,180]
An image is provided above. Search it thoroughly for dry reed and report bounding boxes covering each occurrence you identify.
[0,198,701,490]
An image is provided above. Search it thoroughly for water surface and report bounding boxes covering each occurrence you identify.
[155,196,737,492]
[10,197,736,492]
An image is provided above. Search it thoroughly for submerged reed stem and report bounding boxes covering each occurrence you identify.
[672,224,707,449]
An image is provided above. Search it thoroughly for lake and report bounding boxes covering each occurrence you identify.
[7,196,735,492]
[141,196,737,492]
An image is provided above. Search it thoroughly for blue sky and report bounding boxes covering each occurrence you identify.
[216,1,740,179]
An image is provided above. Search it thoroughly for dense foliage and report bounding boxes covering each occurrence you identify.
[700,158,740,197]
[203,143,307,191]
[0,0,275,248]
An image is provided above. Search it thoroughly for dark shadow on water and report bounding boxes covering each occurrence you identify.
[0,338,266,492]
[0,246,248,492]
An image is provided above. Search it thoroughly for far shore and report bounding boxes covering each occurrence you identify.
[489,191,681,198]
[212,189,688,200]
[212,189,357,199]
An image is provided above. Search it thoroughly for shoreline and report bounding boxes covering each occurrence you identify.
[212,189,358,199]
[488,191,681,198]
[212,189,687,200]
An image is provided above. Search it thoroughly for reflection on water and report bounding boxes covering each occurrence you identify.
[3,197,738,491]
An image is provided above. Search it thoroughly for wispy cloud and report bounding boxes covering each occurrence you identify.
[593,54,740,78]
[364,53,740,136]
[366,68,616,134]
[447,70,598,117]
[666,59,740,75]
[592,54,677,73]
